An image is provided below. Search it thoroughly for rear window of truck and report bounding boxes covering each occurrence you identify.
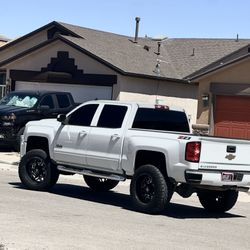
[132,108,190,132]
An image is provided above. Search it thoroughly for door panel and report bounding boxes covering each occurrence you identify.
[86,127,123,170]
[86,104,129,171]
[53,103,99,167]
[53,125,91,166]
[215,95,250,139]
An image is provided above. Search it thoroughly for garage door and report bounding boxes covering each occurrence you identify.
[15,81,112,103]
[215,95,250,139]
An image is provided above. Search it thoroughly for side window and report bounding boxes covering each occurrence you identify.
[56,94,70,108]
[97,105,128,128]
[132,108,190,132]
[40,95,54,109]
[68,104,98,126]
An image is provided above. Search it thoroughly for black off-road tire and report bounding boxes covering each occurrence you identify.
[83,175,119,191]
[130,164,170,214]
[197,190,239,213]
[18,149,59,191]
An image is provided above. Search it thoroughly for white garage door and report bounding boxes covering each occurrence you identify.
[15,81,112,103]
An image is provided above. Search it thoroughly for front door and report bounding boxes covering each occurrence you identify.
[53,104,98,166]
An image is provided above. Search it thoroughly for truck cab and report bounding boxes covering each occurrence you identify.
[0,90,75,150]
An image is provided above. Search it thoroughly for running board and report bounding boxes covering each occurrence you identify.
[57,165,126,181]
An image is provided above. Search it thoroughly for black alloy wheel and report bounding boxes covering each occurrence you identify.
[197,190,239,213]
[136,173,155,204]
[84,175,119,191]
[19,149,59,191]
[130,164,170,214]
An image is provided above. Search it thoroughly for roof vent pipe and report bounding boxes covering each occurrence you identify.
[134,17,140,43]
[191,48,195,56]
[157,42,161,55]
[236,34,239,42]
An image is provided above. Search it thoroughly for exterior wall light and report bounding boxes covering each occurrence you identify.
[202,93,209,107]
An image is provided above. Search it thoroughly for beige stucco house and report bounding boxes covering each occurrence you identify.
[0,21,250,139]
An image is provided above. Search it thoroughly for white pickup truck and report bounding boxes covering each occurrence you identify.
[18,100,250,214]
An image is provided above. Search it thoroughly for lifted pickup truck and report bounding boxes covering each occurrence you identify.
[0,90,75,150]
[18,100,250,214]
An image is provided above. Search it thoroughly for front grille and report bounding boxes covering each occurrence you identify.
[0,127,16,139]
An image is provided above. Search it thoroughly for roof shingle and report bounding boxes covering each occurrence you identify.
[2,21,250,81]
[58,22,250,80]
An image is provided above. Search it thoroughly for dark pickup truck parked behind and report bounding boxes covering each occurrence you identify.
[0,90,75,150]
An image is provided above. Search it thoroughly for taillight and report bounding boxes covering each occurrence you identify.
[185,142,201,162]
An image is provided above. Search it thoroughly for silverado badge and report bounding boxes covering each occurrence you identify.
[225,154,236,160]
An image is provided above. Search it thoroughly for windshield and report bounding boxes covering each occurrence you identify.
[0,93,38,108]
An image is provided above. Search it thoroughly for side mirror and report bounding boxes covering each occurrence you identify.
[39,105,50,113]
[57,114,67,124]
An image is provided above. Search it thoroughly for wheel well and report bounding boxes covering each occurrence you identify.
[134,150,168,177]
[26,136,49,156]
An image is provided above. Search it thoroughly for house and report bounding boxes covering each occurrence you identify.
[0,20,250,139]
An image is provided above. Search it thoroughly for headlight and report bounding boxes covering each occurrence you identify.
[1,113,16,121]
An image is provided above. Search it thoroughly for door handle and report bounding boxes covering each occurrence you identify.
[79,130,87,137]
[111,134,120,140]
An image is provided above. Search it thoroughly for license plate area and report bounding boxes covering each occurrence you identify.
[221,172,244,182]
[221,172,234,181]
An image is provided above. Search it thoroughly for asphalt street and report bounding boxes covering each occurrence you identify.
[1,152,250,250]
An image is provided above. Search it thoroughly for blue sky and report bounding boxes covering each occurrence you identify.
[1,0,249,39]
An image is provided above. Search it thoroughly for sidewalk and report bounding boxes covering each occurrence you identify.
[0,151,20,166]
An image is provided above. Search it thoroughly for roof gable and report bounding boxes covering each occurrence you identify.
[0,21,81,52]
[1,21,250,82]
[187,42,250,79]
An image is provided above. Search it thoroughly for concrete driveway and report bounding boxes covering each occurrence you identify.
[1,150,250,202]
[1,151,250,249]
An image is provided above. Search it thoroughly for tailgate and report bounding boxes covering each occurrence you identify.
[199,137,250,171]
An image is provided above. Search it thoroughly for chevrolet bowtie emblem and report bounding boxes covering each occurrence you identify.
[225,154,236,160]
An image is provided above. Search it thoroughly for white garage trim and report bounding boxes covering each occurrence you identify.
[15,81,112,103]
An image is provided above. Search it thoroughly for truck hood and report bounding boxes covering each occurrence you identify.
[0,104,30,115]
[27,118,60,128]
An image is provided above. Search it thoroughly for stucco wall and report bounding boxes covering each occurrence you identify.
[5,40,116,75]
[197,58,250,125]
[119,76,198,125]
[0,30,48,63]
[4,39,198,125]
